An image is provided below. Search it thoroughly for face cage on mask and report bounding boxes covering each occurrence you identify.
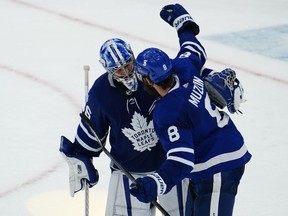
[108,60,138,92]
[116,71,139,92]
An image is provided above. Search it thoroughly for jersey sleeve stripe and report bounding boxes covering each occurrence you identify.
[75,133,102,152]
[186,45,201,59]
[76,121,103,152]
[193,145,248,172]
[167,156,194,169]
[79,121,99,141]
[182,41,207,59]
[167,147,195,169]
[80,121,108,144]
[167,147,194,156]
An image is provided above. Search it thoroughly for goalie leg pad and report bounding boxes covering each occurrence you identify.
[105,171,153,216]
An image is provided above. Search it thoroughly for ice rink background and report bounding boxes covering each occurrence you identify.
[0,0,288,215]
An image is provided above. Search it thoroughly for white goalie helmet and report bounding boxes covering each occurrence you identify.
[99,38,138,92]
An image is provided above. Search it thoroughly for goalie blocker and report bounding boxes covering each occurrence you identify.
[59,136,99,197]
[203,68,245,114]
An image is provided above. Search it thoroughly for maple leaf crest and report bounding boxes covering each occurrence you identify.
[122,112,158,152]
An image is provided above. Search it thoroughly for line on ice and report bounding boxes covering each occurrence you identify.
[205,25,288,62]
[0,162,63,198]
[10,0,288,86]
[0,64,81,198]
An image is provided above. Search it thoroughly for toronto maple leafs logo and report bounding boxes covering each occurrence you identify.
[122,112,159,152]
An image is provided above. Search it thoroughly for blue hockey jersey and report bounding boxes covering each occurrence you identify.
[153,30,251,186]
[74,73,166,173]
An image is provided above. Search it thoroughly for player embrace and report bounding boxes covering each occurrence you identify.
[59,3,249,216]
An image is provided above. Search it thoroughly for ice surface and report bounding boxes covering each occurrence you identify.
[0,0,287,215]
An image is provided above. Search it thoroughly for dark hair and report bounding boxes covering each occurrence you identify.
[155,75,174,90]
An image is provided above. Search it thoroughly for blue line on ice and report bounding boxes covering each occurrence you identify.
[205,24,288,62]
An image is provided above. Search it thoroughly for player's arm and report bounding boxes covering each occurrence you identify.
[73,90,109,157]
[160,4,245,114]
[59,112,103,197]
[160,4,206,72]
[59,91,108,196]
[59,108,105,197]
[73,107,106,157]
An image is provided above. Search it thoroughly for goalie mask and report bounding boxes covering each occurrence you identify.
[99,38,138,92]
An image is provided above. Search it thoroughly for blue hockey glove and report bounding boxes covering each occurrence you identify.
[160,4,200,35]
[204,68,245,114]
[129,173,167,203]
[59,136,99,197]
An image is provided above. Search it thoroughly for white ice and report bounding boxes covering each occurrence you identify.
[0,0,288,215]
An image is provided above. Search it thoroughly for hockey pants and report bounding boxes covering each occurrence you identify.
[189,166,245,216]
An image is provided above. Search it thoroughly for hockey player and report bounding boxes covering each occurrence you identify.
[129,4,251,216]
[60,37,191,216]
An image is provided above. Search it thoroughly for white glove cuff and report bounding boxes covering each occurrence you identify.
[147,173,167,195]
[173,14,194,31]
[61,152,89,197]
[233,81,245,111]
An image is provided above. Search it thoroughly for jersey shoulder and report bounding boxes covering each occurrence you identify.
[90,73,110,94]
[154,87,188,126]
[86,73,118,112]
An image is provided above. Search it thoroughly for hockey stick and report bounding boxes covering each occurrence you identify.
[83,65,90,216]
[79,113,170,216]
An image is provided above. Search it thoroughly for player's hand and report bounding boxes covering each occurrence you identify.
[129,177,158,203]
[160,3,199,35]
[129,173,167,203]
[60,136,99,197]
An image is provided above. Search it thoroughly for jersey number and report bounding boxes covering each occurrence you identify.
[205,95,229,128]
[84,105,92,119]
[167,126,180,142]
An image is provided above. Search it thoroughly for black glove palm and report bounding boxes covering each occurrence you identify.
[160,4,200,35]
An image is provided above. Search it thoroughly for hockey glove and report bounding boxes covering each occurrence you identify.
[160,4,199,35]
[129,173,167,203]
[204,68,245,114]
[59,136,99,197]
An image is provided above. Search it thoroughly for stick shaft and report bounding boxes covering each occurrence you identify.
[80,113,170,216]
[84,65,90,103]
[84,184,89,216]
[83,65,90,216]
